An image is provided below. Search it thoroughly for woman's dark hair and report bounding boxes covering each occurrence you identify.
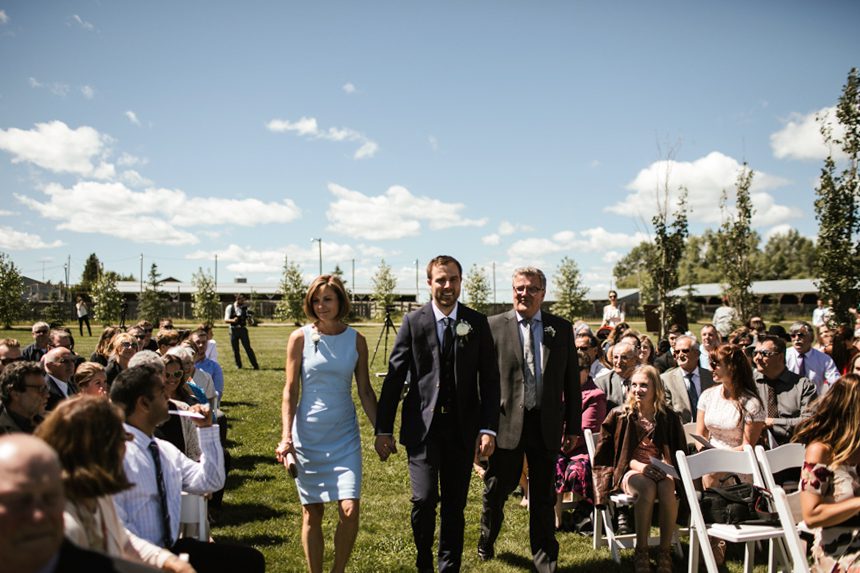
[794,374,860,465]
[710,344,762,427]
[35,396,133,500]
[828,324,855,372]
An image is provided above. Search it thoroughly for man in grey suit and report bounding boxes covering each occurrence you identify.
[375,255,500,573]
[752,334,816,446]
[661,335,714,424]
[477,267,581,572]
[594,341,637,410]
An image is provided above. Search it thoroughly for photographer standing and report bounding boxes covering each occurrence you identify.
[225,293,260,370]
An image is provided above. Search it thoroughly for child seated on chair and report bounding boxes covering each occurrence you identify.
[593,365,687,573]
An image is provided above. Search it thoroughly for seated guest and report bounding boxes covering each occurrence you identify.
[595,341,638,410]
[0,361,47,434]
[22,321,50,362]
[157,354,202,461]
[662,335,714,424]
[794,374,860,573]
[188,330,224,401]
[133,321,159,352]
[751,334,816,446]
[746,316,767,343]
[593,365,686,573]
[106,333,139,387]
[654,324,682,374]
[826,324,857,374]
[0,337,22,374]
[48,328,86,369]
[852,352,860,376]
[786,321,840,395]
[91,327,121,366]
[196,323,219,364]
[576,331,610,380]
[110,366,262,572]
[168,347,214,409]
[698,324,722,371]
[0,434,144,573]
[75,362,109,397]
[34,397,195,573]
[639,335,655,366]
[554,349,607,529]
[44,346,79,411]
[156,329,181,356]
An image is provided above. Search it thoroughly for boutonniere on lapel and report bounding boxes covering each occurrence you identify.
[544,325,556,339]
[310,325,321,353]
[455,320,472,347]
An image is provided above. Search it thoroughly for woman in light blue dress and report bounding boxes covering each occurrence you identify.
[276,275,378,573]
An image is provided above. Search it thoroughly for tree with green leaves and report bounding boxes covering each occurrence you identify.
[463,264,491,314]
[137,263,169,324]
[815,67,860,326]
[613,242,657,304]
[551,257,589,322]
[371,259,397,319]
[79,253,101,293]
[649,187,689,338]
[0,252,24,328]
[191,268,221,324]
[717,165,758,322]
[90,271,123,325]
[275,259,306,325]
[756,229,816,280]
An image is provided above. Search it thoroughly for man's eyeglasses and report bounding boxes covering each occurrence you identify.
[674,348,693,354]
[790,332,807,339]
[120,342,137,349]
[513,286,543,295]
[754,349,778,358]
[0,356,24,366]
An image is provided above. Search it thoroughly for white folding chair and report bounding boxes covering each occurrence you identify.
[676,448,786,573]
[180,492,209,541]
[683,422,698,448]
[750,443,811,572]
[584,428,679,563]
[771,486,811,573]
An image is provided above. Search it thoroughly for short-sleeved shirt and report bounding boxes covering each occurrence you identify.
[697,386,765,450]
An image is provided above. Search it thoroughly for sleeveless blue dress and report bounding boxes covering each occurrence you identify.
[293,324,361,504]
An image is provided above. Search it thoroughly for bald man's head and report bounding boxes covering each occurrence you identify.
[0,435,65,573]
[43,347,75,383]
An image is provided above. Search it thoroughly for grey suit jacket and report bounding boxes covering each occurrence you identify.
[490,310,581,451]
[661,366,714,424]
[594,370,629,412]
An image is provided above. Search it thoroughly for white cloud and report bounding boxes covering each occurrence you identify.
[80,85,95,99]
[120,170,153,188]
[507,227,649,264]
[770,106,847,161]
[16,181,302,246]
[0,226,63,250]
[498,221,533,235]
[342,82,356,94]
[0,121,114,177]
[482,233,501,246]
[69,14,94,31]
[326,183,487,240]
[28,77,70,97]
[0,10,8,24]
[186,241,385,274]
[266,116,379,159]
[0,210,12,216]
[763,223,795,242]
[608,151,796,227]
[428,136,439,151]
[602,250,622,263]
[117,152,147,167]
[125,111,141,126]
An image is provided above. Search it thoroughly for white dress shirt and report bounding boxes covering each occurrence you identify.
[114,423,225,547]
[785,347,840,395]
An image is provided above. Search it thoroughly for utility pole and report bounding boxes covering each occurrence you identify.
[351,259,355,304]
[414,259,419,303]
[492,261,497,305]
[139,253,144,294]
[214,254,218,289]
[311,238,322,275]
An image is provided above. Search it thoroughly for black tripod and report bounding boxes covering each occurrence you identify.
[371,307,398,374]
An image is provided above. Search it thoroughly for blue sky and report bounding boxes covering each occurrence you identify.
[1,1,857,302]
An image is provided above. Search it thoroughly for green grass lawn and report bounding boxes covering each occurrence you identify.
[1,321,772,572]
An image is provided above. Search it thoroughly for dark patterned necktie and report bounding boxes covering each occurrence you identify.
[685,371,698,414]
[148,440,173,548]
[767,383,779,419]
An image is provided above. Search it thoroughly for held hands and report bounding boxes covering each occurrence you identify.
[188,404,213,428]
[477,433,495,459]
[162,555,197,573]
[642,462,666,482]
[375,435,397,461]
[561,434,579,454]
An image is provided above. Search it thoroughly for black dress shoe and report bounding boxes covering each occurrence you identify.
[477,540,494,561]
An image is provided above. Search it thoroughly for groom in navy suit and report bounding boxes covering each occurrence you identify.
[375,255,500,573]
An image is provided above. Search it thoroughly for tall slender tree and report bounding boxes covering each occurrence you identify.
[463,264,491,314]
[191,268,221,324]
[649,188,688,339]
[275,259,307,326]
[370,259,397,319]
[551,257,589,322]
[79,253,101,293]
[717,165,758,322]
[0,253,24,328]
[90,271,123,325]
[137,263,169,324]
[815,67,860,325]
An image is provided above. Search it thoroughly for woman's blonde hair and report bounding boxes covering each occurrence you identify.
[303,275,350,322]
[793,374,860,465]
[74,361,105,389]
[623,364,668,416]
[110,332,137,357]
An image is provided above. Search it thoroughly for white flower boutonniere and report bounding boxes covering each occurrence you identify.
[455,320,472,337]
[310,326,321,352]
[544,325,556,338]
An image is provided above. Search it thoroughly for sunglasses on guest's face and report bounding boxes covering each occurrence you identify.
[166,370,184,379]
[120,342,137,349]
[754,349,778,358]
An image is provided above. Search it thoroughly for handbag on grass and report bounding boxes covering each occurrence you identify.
[699,475,778,525]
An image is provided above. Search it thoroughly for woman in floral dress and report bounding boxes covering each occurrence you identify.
[794,373,860,572]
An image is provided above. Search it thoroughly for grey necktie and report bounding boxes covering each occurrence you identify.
[523,319,537,410]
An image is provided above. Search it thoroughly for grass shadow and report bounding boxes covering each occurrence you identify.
[214,533,287,547]
[217,502,283,526]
